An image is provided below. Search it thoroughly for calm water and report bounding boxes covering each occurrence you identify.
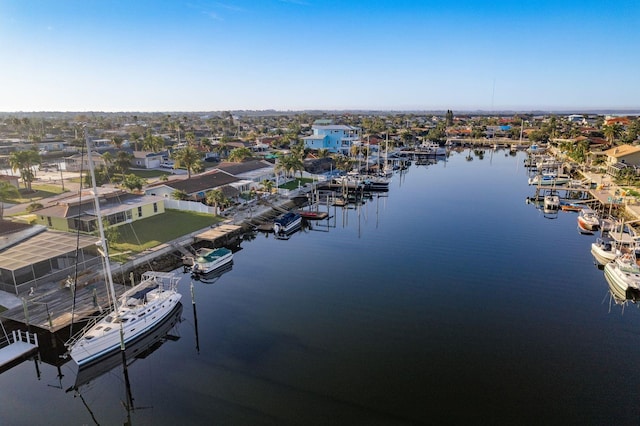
[2,150,640,425]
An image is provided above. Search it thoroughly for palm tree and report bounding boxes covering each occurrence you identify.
[603,124,623,147]
[171,189,189,200]
[8,149,41,191]
[317,148,330,159]
[227,147,253,163]
[172,145,202,179]
[260,179,275,194]
[112,135,124,149]
[185,132,196,146]
[113,151,134,181]
[205,189,227,215]
[0,181,19,219]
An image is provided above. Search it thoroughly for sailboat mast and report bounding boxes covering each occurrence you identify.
[85,129,119,312]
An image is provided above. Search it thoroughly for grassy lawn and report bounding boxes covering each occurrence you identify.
[7,184,68,203]
[129,169,173,179]
[279,177,313,190]
[110,209,224,253]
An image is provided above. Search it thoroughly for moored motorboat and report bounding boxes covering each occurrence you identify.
[577,208,600,231]
[591,221,640,265]
[578,220,594,235]
[528,172,571,186]
[273,212,302,235]
[604,254,640,301]
[189,247,233,276]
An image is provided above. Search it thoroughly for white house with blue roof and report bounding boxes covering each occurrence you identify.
[302,121,361,155]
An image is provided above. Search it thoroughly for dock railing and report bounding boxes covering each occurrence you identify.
[0,330,39,350]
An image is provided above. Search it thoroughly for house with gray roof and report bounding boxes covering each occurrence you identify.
[145,169,245,202]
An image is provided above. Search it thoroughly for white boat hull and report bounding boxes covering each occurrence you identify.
[191,249,233,275]
[69,275,182,367]
[604,258,640,298]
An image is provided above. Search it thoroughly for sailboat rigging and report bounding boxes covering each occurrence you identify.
[65,128,182,367]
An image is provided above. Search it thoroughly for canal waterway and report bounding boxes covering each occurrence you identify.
[2,149,640,425]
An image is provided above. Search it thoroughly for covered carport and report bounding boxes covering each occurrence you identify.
[0,231,100,295]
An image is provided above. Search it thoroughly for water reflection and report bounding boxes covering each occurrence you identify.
[66,303,183,423]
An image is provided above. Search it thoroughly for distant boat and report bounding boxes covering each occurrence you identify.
[528,172,571,186]
[527,143,547,154]
[297,210,329,220]
[273,212,302,235]
[189,247,233,276]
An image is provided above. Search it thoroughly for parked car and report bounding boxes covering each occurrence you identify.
[161,161,175,168]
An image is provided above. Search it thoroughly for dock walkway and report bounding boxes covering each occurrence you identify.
[1,281,126,332]
[0,330,38,370]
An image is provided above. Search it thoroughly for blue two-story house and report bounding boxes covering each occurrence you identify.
[302,122,361,155]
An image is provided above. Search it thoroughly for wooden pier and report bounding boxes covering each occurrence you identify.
[1,281,126,332]
[194,223,242,243]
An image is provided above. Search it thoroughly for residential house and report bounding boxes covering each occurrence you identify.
[145,170,243,202]
[302,121,361,155]
[605,116,631,127]
[215,160,275,187]
[131,151,165,169]
[603,144,640,177]
[33,188,165,233]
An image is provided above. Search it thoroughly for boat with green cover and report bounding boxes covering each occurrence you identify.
[190,247,233,276]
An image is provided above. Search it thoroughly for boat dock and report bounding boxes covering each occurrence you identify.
[0,330,38,371]
[1,281,126,333]
[194,223,243,243]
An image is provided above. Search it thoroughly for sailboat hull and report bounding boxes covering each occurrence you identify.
[69,278,182,367]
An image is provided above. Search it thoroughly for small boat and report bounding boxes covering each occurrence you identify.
[604,253,640,301]
[560,202,583,212]
[190,247,233,276]
[419,141,447,156]
[577,208,600,231]
[361,176,390,192]
[527,143,547,154]
[528,172,571,186]
[297,210,329,220]
[591,221,640,265]
[273,212,302,235]
[578,220,594,235]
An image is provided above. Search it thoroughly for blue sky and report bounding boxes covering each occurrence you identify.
[1,0,638,112]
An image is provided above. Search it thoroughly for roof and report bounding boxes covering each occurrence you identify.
[35,190,163,219]
[312,125,360,131]
[132,151,163,159]
[147,170,239,195]
[215,160,273,176]
[0,230,97,272]
[604,144,640,158]
[0,220,33,237]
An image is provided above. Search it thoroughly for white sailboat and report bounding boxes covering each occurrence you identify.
[66,130,182,367]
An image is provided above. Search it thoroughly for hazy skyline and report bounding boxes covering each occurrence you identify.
[1,0,638,113]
